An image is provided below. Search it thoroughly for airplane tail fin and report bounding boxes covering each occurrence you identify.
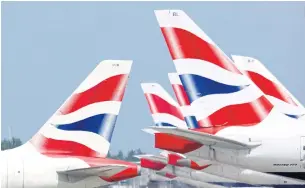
[155,10,274,130]
[30,60,132,157]
[168,73,199,129]
[232,55,305,119]
[141,83,187,129]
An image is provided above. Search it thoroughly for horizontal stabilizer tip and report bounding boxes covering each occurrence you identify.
[57,164,128,178]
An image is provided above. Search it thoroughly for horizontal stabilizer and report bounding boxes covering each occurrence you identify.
[134,154,155,159]
[150,126,261,150]
[57,164,127,178]
[142,127,159,135]
[134,154,168,164]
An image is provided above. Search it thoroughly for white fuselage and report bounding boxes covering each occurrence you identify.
[158,160,305,186]
[154,109,305,184]
[0,144,114,188]
[185,109,305,174]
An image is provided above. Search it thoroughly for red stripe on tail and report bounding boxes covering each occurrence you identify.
[60,74,128,115]
[197,96,274,128]
[31,134,101,157]
[145,93,184,120]
[161,27,241,74]
[246,71,297,106]
[171,84,191,106]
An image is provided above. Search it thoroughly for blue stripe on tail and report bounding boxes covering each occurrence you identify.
[155,122,176,127]
[179,74,248,102]
[56,114,117,142]
[184,116,200,129]
[285,113,304,119]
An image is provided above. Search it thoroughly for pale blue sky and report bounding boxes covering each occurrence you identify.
[2,2,305,154]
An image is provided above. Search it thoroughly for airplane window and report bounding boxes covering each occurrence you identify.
[303,146,305,150]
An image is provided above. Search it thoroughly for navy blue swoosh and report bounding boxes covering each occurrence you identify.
[56,114,117,142]
[179,74,248,102]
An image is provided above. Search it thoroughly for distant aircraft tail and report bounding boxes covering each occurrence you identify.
[154,10,274,131]
[30,60,132,158]
[168,73,200,129]
[141,83,187,129]
[232,55,305,119]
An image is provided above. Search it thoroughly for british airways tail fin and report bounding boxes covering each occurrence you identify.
[232,55,305,119]
[141,83,187,129]
[168,73,199,129]
[155,10,274,129]
[30,60,132,157]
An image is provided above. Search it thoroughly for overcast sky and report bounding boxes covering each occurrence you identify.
[2,1,305,154]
